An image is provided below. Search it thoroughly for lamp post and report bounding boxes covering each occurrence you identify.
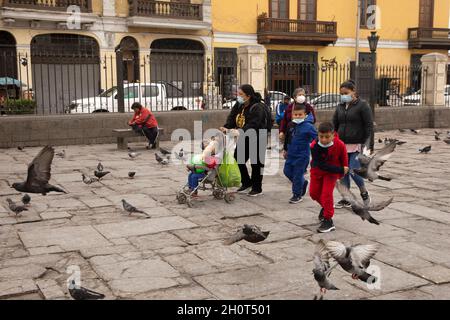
[367,31,379,153]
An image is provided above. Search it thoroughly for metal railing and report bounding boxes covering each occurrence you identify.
[2,0,92,12]
[129,0,203,20]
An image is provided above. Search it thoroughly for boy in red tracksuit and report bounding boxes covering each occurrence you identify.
[310,122,349,233]
[129,102,159,149]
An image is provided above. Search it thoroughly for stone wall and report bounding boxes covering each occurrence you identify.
[1,106,449,148]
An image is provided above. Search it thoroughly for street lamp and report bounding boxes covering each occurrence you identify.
[367,31,379,153]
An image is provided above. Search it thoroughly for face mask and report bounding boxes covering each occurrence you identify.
[341,94,353,104]
[292,118,305,124]
[237,96,245,104]
[296,96,306,104]
[318,141,334,148]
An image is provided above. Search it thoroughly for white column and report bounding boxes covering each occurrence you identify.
[103,0,116,17]
[421,53,448,106]
[237,45,267,95]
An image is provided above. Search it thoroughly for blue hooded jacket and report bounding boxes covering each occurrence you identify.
[284,114,318,165]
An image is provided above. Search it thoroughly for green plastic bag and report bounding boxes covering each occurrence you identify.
[218,151,241,188]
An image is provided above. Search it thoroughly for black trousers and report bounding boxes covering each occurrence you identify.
[132,125,158,145]
[234,135,266,193]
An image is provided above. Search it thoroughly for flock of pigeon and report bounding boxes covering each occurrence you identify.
[4,129,450,299]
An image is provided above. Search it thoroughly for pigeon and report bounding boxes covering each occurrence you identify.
[174,148,186,161]
[159,147,171,156]
[396,140,407,146]
[97,162,104,172]
[6,198,28,215]
[435,131,442,136]
[21,194,31,206]
[409,129,420,134]
[128,150,141,159]
[353,142,396,182]
[223,224,270,245]
[128,172,136,179]
[94,171,110,180]
[435,134,441,141]
[11,146,66,195]
[319,239,379,284]
[335,181,393,225]
[398,129,406,133]
[155,153,170,165]
[419,146,432,154]
[56,150,66,158]
[82,174,99,185]
[312,242,339,300]
[17,146,24,151]
[121,199,150,218]
[68,280,105,300]
[444,139,450,145]
[378,139,383,144]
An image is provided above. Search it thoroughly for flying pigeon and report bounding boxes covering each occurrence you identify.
[159,147,171,156]
[121,199,150,218]
[319,239,379,284]
[56,150,66,158]
[17,146,24,151]
[97,162,104,172]
[128,172,136,179]
[11,146,66,195]
[82,174,99,185]
[312,241,339,300]
[419,146,432,154]
[336,181,393,225]
[353,142,396,182]
[155,153,170,165]
[6,198,28,215]
[128,150,141,159]
[223,224,270,245]
[21,194,31,206]
[68,280,105,300]
[94,171,110,180]
[409,129,420,134]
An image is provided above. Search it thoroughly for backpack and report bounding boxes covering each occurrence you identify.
[251,102,273,131]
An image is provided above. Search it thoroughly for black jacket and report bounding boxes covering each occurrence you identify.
[332,98,373,145]
[224,99,266,132]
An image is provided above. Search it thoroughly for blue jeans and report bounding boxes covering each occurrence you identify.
[284,159,309,196]
[342,152,366,190]
[188,172,206,190]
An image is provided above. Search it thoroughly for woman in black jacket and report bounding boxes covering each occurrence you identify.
[333,80,373,208]
[220,84,267,197]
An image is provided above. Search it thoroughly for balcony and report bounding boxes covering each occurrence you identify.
[127,0,211,30]
[1,0,92,12]
[257,17,338,46]
[408,28,450,50]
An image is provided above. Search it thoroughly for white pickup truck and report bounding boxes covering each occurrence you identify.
[66,82,204,113]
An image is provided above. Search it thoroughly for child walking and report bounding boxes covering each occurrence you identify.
[309,122,349,233]
[283,104,317,204]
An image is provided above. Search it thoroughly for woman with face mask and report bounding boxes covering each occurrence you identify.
[279,88,316,141]
[333,80,374,209]
[220,84,267,197]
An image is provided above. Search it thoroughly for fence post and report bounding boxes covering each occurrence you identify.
[115,45,125,113]
[237,45,266,96]
[420,53,447,106]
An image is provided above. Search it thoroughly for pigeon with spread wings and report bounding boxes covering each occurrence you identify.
[223,224,270,245]
[313,240,339,300]
[353,141,397,182]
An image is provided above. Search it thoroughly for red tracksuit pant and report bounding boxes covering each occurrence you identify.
[309,172,339,220]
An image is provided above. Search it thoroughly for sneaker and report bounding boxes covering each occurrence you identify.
[302,180,309,197]
[318,208,324,222]
[334,199,352,209]
[237,185,252,193]
[247,190,264,197]
[289,195,303,204]
[361,192,371,207]
[317,219,336,233]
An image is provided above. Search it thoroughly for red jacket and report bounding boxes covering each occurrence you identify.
[279,102,316,134]
[310,134,348,179]
[130,108,158,129]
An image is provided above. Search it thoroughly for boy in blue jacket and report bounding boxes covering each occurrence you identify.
[283,104,318,203]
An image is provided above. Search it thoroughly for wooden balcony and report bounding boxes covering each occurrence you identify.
[129,0,203,20]
[1,0,92,12]
[257,17,338,46]
[408,27,450,50]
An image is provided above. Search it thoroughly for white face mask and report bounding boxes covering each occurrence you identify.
[296,96,306,104]
[292,118,305,124]
[318,141,334,148]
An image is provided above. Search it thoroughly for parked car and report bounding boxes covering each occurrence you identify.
[222,90,292,110]
[402,85,450,106]
[310,93,341,109]
[66,82,204,113]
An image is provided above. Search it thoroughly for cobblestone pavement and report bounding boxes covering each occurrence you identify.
[1,128,450,300]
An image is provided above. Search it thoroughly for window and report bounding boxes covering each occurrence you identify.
[360,0,376,29]
[142,86,159,98]
[298,0,316,20]
[124,86,139,99]
[99,87,117,98]
[164,83,184,98]
[270,0,289,19]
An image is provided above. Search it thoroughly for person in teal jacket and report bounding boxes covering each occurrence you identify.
[283,103,318,204]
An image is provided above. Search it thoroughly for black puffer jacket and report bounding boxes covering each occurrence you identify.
[332,98,373,145]
[224,99,266,132]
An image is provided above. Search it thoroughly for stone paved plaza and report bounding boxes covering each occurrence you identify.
[1,128,450,300]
